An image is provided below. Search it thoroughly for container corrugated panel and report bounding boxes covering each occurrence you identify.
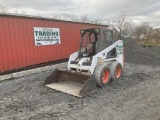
[0,15,107,72]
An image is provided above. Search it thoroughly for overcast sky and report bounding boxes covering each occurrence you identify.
[0,0,159,27]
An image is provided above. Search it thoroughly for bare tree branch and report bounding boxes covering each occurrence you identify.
[133,21,151,40]
[123,20,135,38]
[112,12,127,38]
[20,9,27,15]
[80,14,89,23]
[13,9,19,14]
[0,4,9,13]
[91,19,103,24]
[52,13,78,21]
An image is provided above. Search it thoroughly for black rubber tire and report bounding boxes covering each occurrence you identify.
[109,61,122,81]
[94,63,111,87]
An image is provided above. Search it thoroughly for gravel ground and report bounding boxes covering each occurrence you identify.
[124,39,160,66]
[0,39,160,120]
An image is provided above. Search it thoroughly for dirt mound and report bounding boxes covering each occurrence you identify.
[123,39,160,66]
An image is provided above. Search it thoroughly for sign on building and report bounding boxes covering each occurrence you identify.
[34,27,61,46]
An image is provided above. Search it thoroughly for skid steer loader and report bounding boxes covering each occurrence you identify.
[44,28,124,97]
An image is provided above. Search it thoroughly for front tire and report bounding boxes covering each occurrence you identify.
[94,63,111,87]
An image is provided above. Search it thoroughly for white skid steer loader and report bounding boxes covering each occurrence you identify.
[44,28,124,97]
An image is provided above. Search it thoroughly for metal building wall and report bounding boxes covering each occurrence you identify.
[0,15,107,72]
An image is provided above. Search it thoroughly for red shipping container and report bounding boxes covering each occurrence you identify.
[0,14,108,72]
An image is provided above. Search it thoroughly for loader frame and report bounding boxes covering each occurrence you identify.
[68,40,123,74]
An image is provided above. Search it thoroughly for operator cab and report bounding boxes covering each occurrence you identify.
[78,28,115,58]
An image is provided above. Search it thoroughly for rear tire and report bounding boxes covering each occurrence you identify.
[94,63,111,87]
[109,61,122,81]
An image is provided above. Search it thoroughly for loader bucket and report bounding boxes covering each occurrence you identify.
[44,68,97,97]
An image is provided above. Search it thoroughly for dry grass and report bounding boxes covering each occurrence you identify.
[136,38,160,47]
